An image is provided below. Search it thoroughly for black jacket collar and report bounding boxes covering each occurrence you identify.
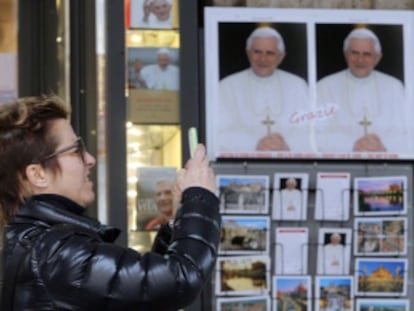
[12,194,121,242]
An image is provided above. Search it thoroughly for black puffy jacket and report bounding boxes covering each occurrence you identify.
[1,187,220,311]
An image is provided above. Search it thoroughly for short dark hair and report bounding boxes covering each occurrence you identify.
[0,95,70,221]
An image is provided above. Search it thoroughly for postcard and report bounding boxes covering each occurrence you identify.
[219,216,270,255]
[272,276,311,311]
[355,258,408,296]
[216,295,270,311]
[217,174,269,214]
[354,217,407,256]
[314,172,351,220]
[215,255,270,296]
[315,276,353,311]
[275,227,309,275]
[354,176,407,216]
[272,173,309,221]
[317,228,352,275]
[356,298,409,311]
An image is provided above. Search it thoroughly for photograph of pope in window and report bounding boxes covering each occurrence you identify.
[217,22,311,154]
[315,24,413,155]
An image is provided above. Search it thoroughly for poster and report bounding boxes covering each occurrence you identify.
[134,166,177,231]
[129,0,179,29]
[204,8,414,160]
[127,47,180,124]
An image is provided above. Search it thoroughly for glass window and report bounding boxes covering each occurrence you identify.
[125,0,182,252]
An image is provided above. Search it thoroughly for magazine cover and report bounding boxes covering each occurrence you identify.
[134,166,177,231]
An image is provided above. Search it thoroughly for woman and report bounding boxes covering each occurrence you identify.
[0,95,220,310]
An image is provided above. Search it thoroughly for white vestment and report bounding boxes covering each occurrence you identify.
[316,69,411,153]
[218,68,311,152]
[278,188,303,220]
[320,244,348,274]
[141,64,179,90]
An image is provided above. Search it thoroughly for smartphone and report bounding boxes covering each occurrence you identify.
[188,127,198,158]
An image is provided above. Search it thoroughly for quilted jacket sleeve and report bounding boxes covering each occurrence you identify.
[40,187,221,311]
[151,223,173,255]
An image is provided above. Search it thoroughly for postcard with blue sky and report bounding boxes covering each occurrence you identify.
[355,258,408,296]
[272,276,311,311]
[217,174,269,214]
[354,176,407,216]
[356,298,409,311]
[220,215,270,255]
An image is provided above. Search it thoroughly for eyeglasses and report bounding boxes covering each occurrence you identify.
[41,137,86,162]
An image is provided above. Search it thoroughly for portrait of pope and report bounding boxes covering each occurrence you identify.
[315,23,413,155]
[216,22,312,155]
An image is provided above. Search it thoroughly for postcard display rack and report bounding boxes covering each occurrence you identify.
[210,161,413,311]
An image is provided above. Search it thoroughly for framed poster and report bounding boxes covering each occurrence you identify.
[204,8,414,160]
[219,215,270,255]
[217,174,269,214]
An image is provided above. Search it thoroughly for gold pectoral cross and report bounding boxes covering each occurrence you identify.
[359,114,371,136]
[262,114,275,135]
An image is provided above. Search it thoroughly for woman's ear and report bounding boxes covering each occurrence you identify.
[25,164,49,189]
